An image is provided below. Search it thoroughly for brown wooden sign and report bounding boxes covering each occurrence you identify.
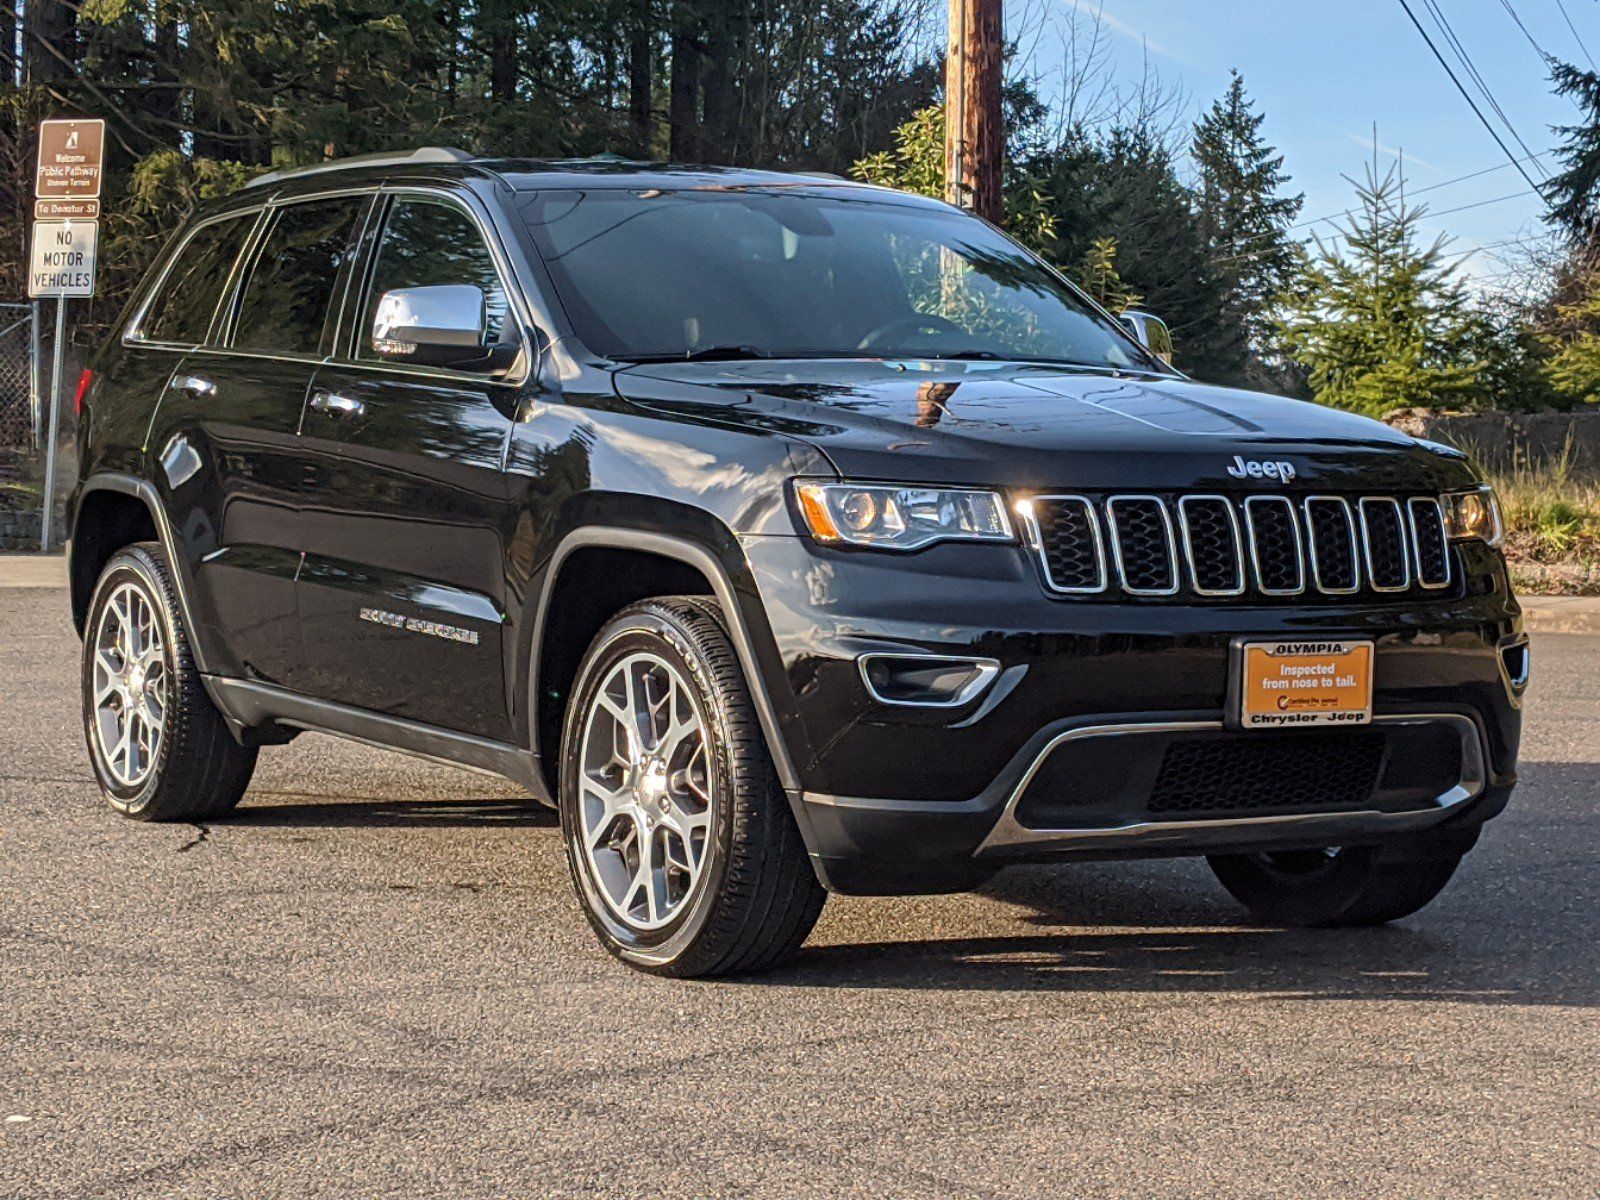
[34,197,101,220]
[35,118,106,199]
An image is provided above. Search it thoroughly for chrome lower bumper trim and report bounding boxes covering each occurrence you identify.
[975,712,1487,855]
[857,652,1002,708]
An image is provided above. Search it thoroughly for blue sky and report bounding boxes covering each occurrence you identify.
[1009,0,1598,287]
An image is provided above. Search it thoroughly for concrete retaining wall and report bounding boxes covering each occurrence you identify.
[1383,409,1600,476]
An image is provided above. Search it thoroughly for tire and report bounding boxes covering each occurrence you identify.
[1207,830,1476,928]
[558,596,825,977]
[82,542,257,821]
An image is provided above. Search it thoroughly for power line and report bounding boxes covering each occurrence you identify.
[1175,128,1552,273]
[1497,0,1551,58]
[1211,186,1544,268]
[1425,187,1540,218]
[1282,149,1549,235]
[1410,148,1550,195]
[1419,0,1549,178]
[1395,0,1546,193]
[1297,187,1538,239]
[1553,0,1597,70]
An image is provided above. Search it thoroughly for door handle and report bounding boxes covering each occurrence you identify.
[171,374,215,397]
[309,390,364,419]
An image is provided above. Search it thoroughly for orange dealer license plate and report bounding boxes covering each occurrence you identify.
[1231,639,1374,730]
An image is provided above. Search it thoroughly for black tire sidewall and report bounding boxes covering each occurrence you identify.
[81,547,182,816]
[559,609,739,968]
[1208,844,1461,927]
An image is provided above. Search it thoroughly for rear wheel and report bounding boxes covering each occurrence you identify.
[559,596,825,977]
[1208,833,1474,927]
[82,543,257,821]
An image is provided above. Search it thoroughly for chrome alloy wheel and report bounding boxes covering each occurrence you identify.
[577,650,715,932]
[90,581,169,789]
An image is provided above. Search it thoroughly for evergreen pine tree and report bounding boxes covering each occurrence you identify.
[1539,287,1600,405]
[1279,163,1481,416]
[1544,60,1600,244]
[1022,124,1226,374]
[1534,60,1600,407]
[1191,70,1304,390]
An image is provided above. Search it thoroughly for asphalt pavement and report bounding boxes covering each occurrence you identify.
[1,584,1596,1198]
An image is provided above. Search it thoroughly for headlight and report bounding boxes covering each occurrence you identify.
[1443,486,1504,547]
[793,482,1013,550]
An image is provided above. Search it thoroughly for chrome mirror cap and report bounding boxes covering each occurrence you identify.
[372,284,486,360]
[1119,310,1174,364]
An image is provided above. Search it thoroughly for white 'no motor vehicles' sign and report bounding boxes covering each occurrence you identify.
[29,220,98,298]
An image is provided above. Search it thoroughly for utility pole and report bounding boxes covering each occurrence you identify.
[944,0,1003,225]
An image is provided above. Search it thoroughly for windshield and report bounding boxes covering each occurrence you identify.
[517,188,1161,370]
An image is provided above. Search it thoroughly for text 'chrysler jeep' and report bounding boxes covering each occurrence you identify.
[69,150,1525,976]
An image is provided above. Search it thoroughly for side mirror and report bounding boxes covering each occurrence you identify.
[372,284,500,368]
[1120,310,1174,364]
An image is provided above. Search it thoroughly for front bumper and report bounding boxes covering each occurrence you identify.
[742,535,1525,894]
[796,710,1507,894]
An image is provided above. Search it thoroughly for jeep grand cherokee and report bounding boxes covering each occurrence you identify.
[68,149,1526,976]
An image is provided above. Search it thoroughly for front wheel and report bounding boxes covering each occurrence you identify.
[559,596,825,977]
[82,542,257,821]
[1208,832,1475,928]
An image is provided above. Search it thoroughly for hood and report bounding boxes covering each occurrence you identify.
[612,359,1477,493]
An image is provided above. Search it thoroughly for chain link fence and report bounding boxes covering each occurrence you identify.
[0,304,41,450]
[0,303,49,552]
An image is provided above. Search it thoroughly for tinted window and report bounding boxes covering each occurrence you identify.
[233,198,365,355]
[518,190,1157,370]
[358,197,511,360]
[140,215,255,345]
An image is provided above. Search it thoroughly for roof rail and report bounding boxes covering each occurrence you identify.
[245,147,476,190]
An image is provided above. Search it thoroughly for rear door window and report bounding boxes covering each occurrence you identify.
[355,197,512,362]
[232,197,367,356]
[138,214,257,346]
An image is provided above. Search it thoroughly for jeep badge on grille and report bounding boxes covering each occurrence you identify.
[1227,455,1297,483]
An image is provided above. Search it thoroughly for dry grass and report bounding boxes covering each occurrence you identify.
[1485,455,1600,596]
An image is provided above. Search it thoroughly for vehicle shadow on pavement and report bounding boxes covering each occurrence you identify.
[776,879,1598,1007]
[223,796,558,828]
[776,924,1598,1007]
[767,759,1599,1007]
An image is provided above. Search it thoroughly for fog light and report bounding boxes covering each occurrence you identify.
[859,654,1000,707]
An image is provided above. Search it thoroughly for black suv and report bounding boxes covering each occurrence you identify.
[69,149,1526,976]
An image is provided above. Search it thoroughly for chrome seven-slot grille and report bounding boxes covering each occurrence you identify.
[1022,492,1453,601]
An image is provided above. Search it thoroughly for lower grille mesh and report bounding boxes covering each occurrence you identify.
[1147,731,1388,817]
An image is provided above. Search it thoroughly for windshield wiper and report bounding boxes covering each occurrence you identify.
[614,344,773,364]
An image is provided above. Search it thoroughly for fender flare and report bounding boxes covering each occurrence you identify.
[525,526,806,798]
[71,473,218,677]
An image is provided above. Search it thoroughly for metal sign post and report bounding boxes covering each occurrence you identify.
[30,301,43,449]
[28,118,104,554]
[42,300,66,552]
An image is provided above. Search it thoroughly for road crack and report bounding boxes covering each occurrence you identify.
[176,823,210,853]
